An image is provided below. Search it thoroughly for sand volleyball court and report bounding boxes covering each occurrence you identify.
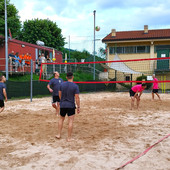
[0,92,170,170]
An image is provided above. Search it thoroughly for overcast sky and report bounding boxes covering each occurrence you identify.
[10,0,170,54]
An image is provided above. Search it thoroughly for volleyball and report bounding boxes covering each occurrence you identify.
[52,58,56,62]
[95,26,100,31]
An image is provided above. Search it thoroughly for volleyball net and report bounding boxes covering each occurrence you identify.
[39,56,170,91]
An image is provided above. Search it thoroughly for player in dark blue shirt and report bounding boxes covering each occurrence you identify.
[0,75,7,113]
[47,71,63,115]
[56,72,80,142]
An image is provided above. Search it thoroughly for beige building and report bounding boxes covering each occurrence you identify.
[102,25,170,90]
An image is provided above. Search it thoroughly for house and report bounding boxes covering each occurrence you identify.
[102,25,170,89]
[0,35,63,73]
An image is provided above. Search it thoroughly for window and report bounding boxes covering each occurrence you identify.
[109,47,115,54]
[109,45,150,54]
[116,47,124,54]
[125,76,130,81]
[137,46,145,53]
[155,45,170,52]
[124,46,136,53]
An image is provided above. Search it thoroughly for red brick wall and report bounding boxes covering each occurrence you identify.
[0,45,5,71]
[8,41,36,60]
[0,39,63,71]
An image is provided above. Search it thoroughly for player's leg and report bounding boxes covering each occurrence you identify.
[56,108,66,139]
[130,96,135,110]
[152,91,154,100]
[52,96,60,115]
[129,89,135,110]
[67,108,75,141]
[155,92,161,100]
[136,96,140,109]
[67,115,75,142]
[0,107,4,113]
[56,102,60,115]
[0,100,4,113]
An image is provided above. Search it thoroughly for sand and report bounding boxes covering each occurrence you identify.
[0,92,169,170]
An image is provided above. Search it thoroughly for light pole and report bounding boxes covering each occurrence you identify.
[93,10,96,80]
[5,0,8,80]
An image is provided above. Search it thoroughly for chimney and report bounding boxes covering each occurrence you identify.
[144,25,148,34]
[111,29,116,37]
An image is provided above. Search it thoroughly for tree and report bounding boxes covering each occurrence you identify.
[19,19,65,50]
[98,47,106,59]
[70,49,90,62]
[0,0,21,38]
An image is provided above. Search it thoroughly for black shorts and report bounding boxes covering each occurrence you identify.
[129,89,136,97]
[0,100,4,108]
[152,89,158,93]
[60,108,75,117]
[52,96,60,103]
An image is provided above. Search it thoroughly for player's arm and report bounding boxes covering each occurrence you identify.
[75,94,80,113]
[138,91,143,98]
[59,91,62,99]
[134,91,139,98]
[3,88,7,102]
[47,84,53,93]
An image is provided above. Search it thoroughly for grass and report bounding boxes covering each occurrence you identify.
[9,74,39,81]
[8,71,98,82]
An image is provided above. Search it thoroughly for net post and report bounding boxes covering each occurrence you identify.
[30,59,33,102]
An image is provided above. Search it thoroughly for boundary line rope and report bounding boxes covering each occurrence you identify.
[116,134,170,170]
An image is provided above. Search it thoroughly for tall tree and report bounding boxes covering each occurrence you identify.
[0,0,21,38]
[19,19,65,50]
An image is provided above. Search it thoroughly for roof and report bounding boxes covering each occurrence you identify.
[102,29,170,42]
[0,35,62,54]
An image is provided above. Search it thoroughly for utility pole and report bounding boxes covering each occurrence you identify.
[5,0,8,80]
[93,10,96,80]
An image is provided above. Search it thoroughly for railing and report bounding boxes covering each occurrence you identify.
[0,58,37,75]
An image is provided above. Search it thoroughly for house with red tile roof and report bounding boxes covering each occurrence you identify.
[102,25,170,89]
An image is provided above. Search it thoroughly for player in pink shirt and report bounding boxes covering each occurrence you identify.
[152,74,161,100]
[129,83,147,110]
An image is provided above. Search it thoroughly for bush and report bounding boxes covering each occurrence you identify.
[136,75,152,89]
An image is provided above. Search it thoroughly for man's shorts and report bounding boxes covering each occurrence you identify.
[152,89,158,93]
[0,100,4,108]
[52,96,60,103]
[60,108,75,117]
[129,89,136,97]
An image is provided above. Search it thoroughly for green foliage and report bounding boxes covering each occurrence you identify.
[69,49,90,62]
[9,74,39,81]
[60,71,94,81]
[19,19,65,50]
[98,47,106,59]
[49,71,95,82]
[73,71,94,81]
[0,0,21,37]
[119,83,132,89]
[136,75,152,89]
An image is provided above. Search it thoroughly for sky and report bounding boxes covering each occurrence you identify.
[10,0,170,55]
